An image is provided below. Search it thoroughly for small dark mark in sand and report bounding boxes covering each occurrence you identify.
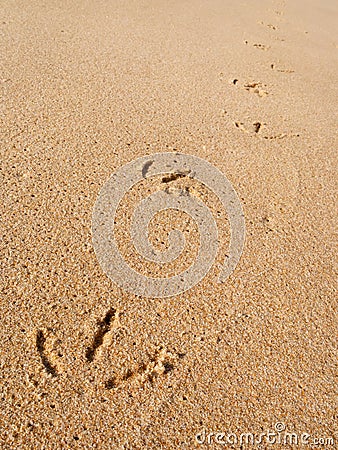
[163,361,174,374]
[86,308,116,362]
[162,171,191,183]
[253,122,261,133]
[142,160,154,178]
[36,330,58,377]
[105,377,117,389]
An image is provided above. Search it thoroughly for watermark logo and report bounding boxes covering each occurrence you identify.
[196,423,335,446]
[92,152,245,297]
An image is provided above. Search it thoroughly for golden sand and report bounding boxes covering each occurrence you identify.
[1,0,337,448]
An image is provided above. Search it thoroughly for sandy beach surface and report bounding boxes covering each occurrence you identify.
[1,0,337,448]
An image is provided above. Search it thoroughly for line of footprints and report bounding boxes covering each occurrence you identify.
[223,1,300,140]
[33,1,304,389]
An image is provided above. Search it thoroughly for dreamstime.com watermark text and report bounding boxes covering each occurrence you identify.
[196,423,335,446]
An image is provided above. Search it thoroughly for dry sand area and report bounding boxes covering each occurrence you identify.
[1,0,337,448]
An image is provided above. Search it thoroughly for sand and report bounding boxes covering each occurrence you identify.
[1,0,337,448]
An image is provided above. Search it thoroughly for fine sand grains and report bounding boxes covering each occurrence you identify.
[1,0,337,448]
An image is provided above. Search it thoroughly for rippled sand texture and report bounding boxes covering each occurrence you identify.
[1,0,337,448]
